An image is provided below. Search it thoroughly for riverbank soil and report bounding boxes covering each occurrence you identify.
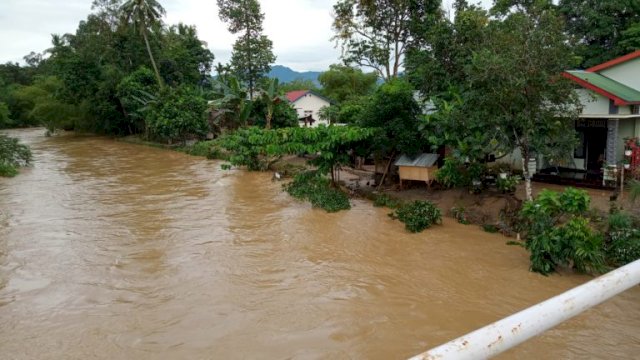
[336,165,633,231]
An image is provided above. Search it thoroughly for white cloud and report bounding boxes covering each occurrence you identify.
[0,0,494,71]
[0,0,341,71]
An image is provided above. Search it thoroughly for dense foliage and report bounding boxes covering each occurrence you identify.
[0,134,32,177]
[284,171,351,212]
[606,211,640,267]
[359,79,423,158]
[146,86,208,143]
[519,188,605,275]
[414,1,582,200]
[218,125,376,183]
[559,0,640,68]
[332,0,440,80]
[391,200,442,233]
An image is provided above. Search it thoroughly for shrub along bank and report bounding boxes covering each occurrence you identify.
[517,187,639,275]
[0,134,32,177]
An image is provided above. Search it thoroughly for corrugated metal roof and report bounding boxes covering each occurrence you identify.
[565,71,640,103]
[394,153,439,167]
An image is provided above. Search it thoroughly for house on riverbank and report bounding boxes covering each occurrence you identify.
[562,50,640,170]
[285,90,332,127]
[503,51,640,187]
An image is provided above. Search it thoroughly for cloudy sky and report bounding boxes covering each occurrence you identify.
[0,0,492,72]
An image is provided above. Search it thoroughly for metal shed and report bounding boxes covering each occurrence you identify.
[394,153,440,189]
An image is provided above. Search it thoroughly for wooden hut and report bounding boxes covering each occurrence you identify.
[394,153,439,189]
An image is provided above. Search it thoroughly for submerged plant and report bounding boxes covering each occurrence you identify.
[391,200,442,233]
[284,171,350,213]
[0,134,32,177]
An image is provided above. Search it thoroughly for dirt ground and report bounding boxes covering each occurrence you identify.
[335,165,637,233]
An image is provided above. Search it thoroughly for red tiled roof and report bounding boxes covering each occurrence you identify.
[285,90,309,103]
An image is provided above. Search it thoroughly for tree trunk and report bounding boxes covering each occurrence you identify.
[521,149,533,201]
[330,165,336,186]
[377,152,396,191]
[143,30,163,87]
[265,108,272,129]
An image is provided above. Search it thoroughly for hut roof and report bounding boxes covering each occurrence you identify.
[394,153,439,167]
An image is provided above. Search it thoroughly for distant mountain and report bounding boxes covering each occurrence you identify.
[268,65,322,85]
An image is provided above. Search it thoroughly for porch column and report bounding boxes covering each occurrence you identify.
[606,119,619,165]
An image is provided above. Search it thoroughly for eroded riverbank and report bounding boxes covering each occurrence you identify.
[1,129,639,359]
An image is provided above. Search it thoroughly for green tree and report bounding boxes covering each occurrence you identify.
[406,1,488,97]
[120,0,166,86]
[209,74,253,129]
[359,79,423,158]
[465,0,582,200]
[9,76,81,133]
[251,97,298,129]
[559,0,640,68]
[318,64,378,103]
[332,0,441,80]
[423,0,580,200]
[258,77,279,129]
[146,86,208,143]
[217,0,276,99]
[160,23,215,86]
[116,66,158,134]
[279,78,320,93]
[0,102,11,129]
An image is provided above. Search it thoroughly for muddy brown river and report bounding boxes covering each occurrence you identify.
[1,128,639,359]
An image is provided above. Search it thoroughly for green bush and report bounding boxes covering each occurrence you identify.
[184,140,225,159]
[553,217,605,274]
[391,200,442,233]
[496,175,519,193]
[0,134,32,177]
[147,86,208,143]
[284,171,351,213]
[436,157,469,188]
[451,206,470,224]
[520,188,605,275]
[606,211,640,266]
[0,162,18,177]
[373,194,400,208]
[436,157,487,190]
[483,224,499,233]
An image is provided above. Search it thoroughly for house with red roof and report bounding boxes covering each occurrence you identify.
[285,90,332,127]
[533,50,640,184]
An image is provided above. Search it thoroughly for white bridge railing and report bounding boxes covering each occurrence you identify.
[409,259,640,360]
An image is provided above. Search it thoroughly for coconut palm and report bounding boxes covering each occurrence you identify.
[120,0,166,87]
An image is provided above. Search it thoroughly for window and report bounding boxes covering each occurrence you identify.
[609,99,619,114]
[632,105,639,115]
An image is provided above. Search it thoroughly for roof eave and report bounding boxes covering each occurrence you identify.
[562,72,634,106]
[586,50,640,73]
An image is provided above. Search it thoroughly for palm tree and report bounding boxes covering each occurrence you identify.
[120,0,165,87]
[260,78,280,129]
[210,75,252,129]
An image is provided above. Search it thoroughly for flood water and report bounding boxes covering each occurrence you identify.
[1,128,639,359]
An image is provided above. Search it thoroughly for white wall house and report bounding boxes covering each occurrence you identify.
[562,50,640,173]
[285,90,332,127]
[497,51,640,180]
